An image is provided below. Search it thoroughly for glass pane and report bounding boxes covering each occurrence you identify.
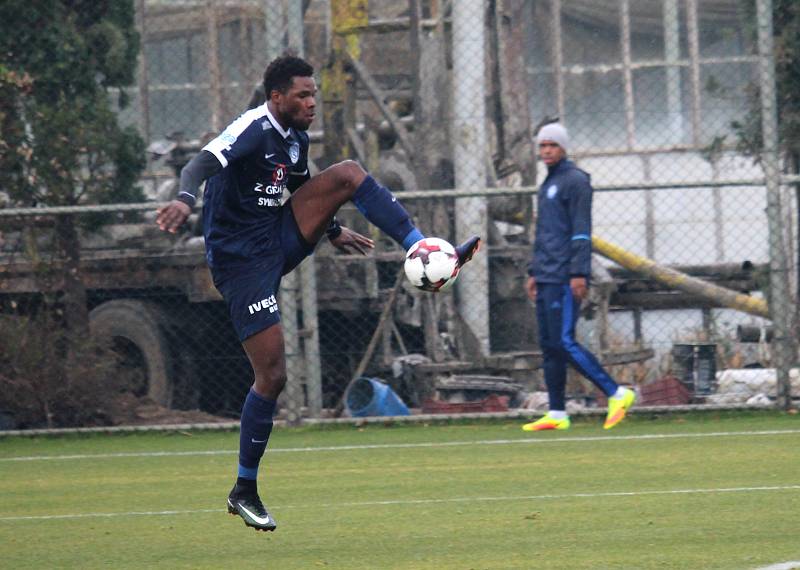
[561,0,622,66]
[633,67,690,148]
[564,70,626,150]
[697,0,753,58]
[700,61,756,144]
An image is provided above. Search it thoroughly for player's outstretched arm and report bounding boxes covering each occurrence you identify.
[329,226,375,255]
[156,150,222,234]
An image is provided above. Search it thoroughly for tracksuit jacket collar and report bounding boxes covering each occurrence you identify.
[546,158,573,176]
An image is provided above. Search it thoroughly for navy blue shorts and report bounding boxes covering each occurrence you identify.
[211,206,314,342]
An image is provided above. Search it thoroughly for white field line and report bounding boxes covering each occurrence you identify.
[1,484,799,523]
[755,563,800,570]
[2,428,799,463]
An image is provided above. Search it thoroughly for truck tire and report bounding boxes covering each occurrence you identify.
[89,299,176,407]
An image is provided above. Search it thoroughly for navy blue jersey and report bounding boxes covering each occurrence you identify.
[201,104,310,268]
[528,159,593,283]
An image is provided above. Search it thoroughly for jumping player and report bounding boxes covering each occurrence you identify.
[155,55,481,532]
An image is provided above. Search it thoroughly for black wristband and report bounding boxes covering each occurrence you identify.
[326,219,342,241]
[176,192,196,209]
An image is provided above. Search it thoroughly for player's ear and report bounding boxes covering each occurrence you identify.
[267,85,286,103]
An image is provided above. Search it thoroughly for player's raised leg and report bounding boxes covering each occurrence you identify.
[289,159,480,261]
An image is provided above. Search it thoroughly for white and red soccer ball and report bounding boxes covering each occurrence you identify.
[404,237,460,292]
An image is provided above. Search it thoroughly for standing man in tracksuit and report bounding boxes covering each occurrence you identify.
[522,123,635,432]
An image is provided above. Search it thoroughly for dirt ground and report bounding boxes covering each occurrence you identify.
[111,394,233,426]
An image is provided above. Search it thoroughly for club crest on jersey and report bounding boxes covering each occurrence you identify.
[272,164,287,184]
[547,184,559,198]
[288,142,300,164]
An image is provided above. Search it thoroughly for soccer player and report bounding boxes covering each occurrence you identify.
[521,123,634,433]
[155,55,481,532]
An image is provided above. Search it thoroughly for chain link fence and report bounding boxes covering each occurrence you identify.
[1,0,798,431]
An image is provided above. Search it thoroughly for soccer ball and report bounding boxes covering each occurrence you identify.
[404,237,460,292]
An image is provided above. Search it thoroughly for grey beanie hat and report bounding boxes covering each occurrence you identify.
[536,123,569,151]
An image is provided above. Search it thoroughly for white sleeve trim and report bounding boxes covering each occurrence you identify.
[202,106,269,169]
[202,139,230,168]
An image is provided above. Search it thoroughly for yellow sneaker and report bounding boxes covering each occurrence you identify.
[522,413,571,432]
[603,388,636,430]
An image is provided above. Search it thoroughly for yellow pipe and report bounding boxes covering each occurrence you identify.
[591,235,769,318]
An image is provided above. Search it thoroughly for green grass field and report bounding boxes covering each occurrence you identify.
[1,411,799,569]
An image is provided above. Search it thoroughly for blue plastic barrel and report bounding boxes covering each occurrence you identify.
[345,377,410,417]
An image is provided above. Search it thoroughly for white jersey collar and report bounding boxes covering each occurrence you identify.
[265,104,292,139]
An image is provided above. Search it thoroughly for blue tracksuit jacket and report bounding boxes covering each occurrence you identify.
[528,159,593,283]
[527,159,618,404]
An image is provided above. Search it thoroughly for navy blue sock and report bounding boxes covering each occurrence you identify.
[352,175,424,249]
[237,388,276,480]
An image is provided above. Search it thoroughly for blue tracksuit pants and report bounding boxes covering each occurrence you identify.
[536,282,619,410]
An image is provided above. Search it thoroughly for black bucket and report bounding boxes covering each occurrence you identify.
[671,343,717,395]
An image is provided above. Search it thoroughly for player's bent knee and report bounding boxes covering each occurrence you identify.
[329,159,366,193]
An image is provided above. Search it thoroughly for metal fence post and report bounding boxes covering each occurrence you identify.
[286,0,304,55]
[452,0,490,354]
[757,0,796,409]
[265,0,287,62]
[291,1,322,419]
[280,269,303,425]
[301,260,323,418]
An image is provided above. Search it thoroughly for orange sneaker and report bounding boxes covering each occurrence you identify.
[522,413,571,432]
[603,388,636,430]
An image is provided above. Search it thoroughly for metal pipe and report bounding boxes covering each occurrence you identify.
[7,174,800,217]
[527,55,759,76]
[663,0,683,139]
[5,178,799,217]
[552,0,565,121]
[685,0,702,146]
[620,0,635,149]
[642,155,655,259]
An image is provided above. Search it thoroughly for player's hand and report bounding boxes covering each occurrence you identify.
[330,226,375,255]
[156,200,192,234]
[570,276,588,302]
[525,276,537,301]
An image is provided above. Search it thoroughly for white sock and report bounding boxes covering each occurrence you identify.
[612,387,627,399]
[548,410,568,420]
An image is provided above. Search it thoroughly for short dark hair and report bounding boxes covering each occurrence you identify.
[263,55,314,98]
